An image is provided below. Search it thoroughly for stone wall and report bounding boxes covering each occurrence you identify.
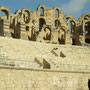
[0,31,89,90]
[0,5,90,45]
[0,67,90,90]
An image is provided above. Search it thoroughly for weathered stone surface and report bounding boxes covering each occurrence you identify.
[0,67,90,90]
[0,5,90,45]
[0,36,89,90]
[0,5,90,90]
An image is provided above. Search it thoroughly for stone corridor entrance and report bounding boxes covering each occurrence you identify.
[39,18,46,32]
[85,21,90,43]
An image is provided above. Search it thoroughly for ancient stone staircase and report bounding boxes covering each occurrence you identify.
[0,36,90,70]
[59,45,90,59]
[0,46,42,69]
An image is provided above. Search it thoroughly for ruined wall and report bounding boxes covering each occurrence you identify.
[0,5,90,90]
[0,5,90,45]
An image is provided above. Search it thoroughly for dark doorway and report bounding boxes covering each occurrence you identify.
[54,20,60,28]
[43,27,51,40]
[26,26,29,31]
[58,29,65,44]
[85,22,90,43]
[39,18,46,32]
[88,79,90,90]
[72,38,75,45]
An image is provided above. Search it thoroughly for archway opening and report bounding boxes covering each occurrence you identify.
[0,10,9,36]
[58,29,65,44]
[69,21,76,45]
[85,21,90,43]
[69,22,72,32]
[54,20,60,28]
[55,9,59,17]
[0,11,6,16]
[0,10,9,19]
[18,12,21,17]
[40,7,44,16]
[43,27,51,40]
[39,18,46,32]
[65,18,68,22]
[26,26,29,31]
[23,11,30,24]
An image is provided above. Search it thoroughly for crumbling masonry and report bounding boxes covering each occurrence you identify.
[0,5,90,90]
[0,5,90,45]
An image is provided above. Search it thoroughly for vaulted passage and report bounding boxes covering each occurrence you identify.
[85,22,90,43]
[54,20,60,28]
[0,10,9,36]
[43,27,51,40]
[39,18,46,32]
[0,9,9,19]
[58,29,65,44]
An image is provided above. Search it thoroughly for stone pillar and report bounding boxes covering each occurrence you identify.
[0,19,4,36]
[51,30,59,44]
[65,24,72,45]
[80,21,85,45]
[20,22,28,40]
[0,19,11,37]
[65,32,72,45]
[75,25,80,45]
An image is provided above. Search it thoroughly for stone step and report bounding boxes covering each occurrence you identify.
[0,58,41,69]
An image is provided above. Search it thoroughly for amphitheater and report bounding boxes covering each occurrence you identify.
[0,5,90,90]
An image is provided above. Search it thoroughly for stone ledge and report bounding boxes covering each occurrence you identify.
[0,65,90,74]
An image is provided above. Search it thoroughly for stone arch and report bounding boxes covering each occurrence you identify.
[64,15,81,45]
[64,15,73,21]
[84,21,90,43]
[55,9,59,17]
[79,14,90,44]
[79,14,90,21]
[58,27,66,44]
[43,27,51,40]
[15,9,22,17]
[67,19,76,32]
[53,7,63,18]
[37,5,45,16]
[84,15,90,20]
[68,20,78,45]
[40,7,44,16]
[0,10,6,17]
[64,15,77,33]
[22,8,30,24]
[0,6,10,19]
[13,9,22,39]
[54,19,61,28]
[0,6,11,37]
[39,18,46,32]
[64,15,77,24]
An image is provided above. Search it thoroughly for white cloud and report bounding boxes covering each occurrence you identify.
[62,0,89,14]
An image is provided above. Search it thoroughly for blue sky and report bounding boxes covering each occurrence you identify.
[0,0,90,19]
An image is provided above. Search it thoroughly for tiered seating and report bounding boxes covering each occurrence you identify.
[0,36,90,71]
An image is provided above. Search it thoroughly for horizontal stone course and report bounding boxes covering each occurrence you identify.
[0,37,90,72]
